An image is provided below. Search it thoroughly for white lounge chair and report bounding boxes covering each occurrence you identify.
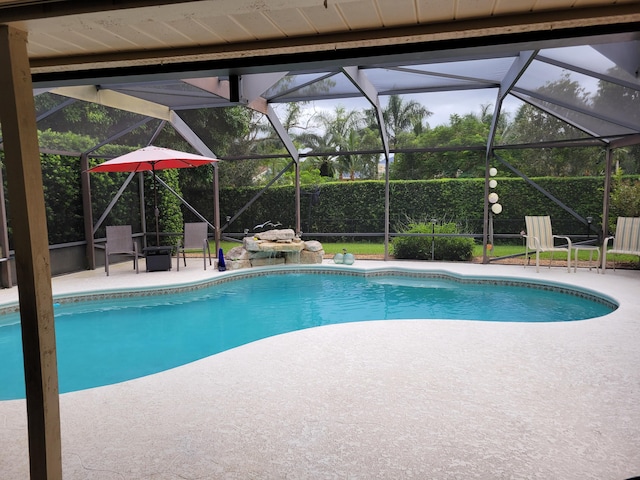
[602,217,640,273]
[176,222,212,271]
[105,225,140,276]
[523,216,572,273]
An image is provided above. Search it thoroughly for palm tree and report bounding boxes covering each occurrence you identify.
[297,106,366,178]
[297,129,340,177]
[335,128,380,180]
[241,105,308,185]
[380,94,432,148]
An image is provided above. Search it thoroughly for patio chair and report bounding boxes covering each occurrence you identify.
[105,225,140,276]
[176,222,212,271]
[602,217,640,273]
[523,216,572,273]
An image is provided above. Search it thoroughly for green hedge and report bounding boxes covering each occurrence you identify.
[53,173,619,246]
[203,176,607,238]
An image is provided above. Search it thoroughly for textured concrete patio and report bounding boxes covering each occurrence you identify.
[0,260,639,479]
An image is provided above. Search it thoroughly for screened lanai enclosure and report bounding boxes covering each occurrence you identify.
[15,30,639,281]
[2,2,640,478]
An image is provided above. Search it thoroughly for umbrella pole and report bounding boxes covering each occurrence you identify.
[153,163,160,246]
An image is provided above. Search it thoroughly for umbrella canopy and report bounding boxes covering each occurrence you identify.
[89,146,218,246]
[88,146,217,173]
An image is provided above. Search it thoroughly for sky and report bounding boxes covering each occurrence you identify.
[266,44,625,137]
[273,87,517,134]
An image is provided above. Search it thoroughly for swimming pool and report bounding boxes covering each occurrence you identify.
[0,270,616,400]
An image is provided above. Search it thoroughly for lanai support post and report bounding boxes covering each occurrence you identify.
[0,25,62,479]
[295,160,301,235]
[341,66,390,260]
[384,154,390,261]
[214,162,221,255]
[81,152,96,269]
[602,146,613,240]
[482,153,491,264]
[0,165,13,287]
[602,135,640,244]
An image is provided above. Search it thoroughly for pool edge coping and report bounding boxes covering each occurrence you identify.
[0,263,618,318]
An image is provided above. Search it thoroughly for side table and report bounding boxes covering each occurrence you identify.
[143,246,173,272]
[572,245,600,273]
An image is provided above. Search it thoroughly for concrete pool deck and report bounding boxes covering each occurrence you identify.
[0,259,639,479]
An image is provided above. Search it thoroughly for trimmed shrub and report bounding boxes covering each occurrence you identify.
[392,222,475,261]
[211,176,607,239]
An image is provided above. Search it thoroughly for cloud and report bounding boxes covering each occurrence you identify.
[273,87,514,133]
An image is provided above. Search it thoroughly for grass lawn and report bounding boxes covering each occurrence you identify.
[215,240,385,256]
[213,240,638,265]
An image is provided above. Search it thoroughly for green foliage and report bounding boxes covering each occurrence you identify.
[213,176,607,240]
[160,106,258,189]
[88,167,143,239]
[609,173,640,230]
[499,75,604,177]
[391,111,491,179]
[38,128,98,152]
[592,67,640,135]
[152,169,183,246]
[41,154,84,244]
[306,181,386,235]
[295,105,381,181]
[7,144,623,251]
[35,94,160,148]
[392,221,474,261]
[216,184,298,234]
[379,94,432,148]
[504,76,590,146]
[319,242,385,255]
[483,176,603,234]
[88,149,183,243]
[611,146,640,174]
[24,80,640,254]
[283,167,332,186]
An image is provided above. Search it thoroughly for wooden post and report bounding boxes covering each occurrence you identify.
[0,25,62,480]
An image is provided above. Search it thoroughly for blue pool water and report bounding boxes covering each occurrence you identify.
[0,272,615,400]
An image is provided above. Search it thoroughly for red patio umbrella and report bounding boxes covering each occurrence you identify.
[89,146,218,245]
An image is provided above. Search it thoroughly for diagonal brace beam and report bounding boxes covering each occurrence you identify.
[494,152,589,225]
[342,66,390,159]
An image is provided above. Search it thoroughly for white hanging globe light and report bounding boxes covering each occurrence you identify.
[489,167,498,177]
[489,179,497,188]
[488,192,499,204]
[491,203,503,214]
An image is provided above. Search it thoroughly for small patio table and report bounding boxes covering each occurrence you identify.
[572,244,600,273]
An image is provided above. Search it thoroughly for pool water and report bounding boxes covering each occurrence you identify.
[0,272,615,400]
